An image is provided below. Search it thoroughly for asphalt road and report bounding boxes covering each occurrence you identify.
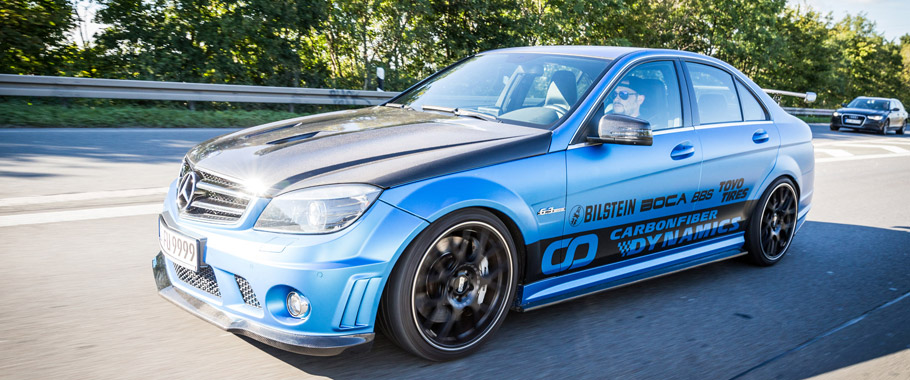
[1,124,908,379]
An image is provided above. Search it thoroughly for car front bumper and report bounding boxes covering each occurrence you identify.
[153,252,374,355]
[830,115,887,130]
[153,180,428,356]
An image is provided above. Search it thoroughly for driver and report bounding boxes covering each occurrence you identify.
[610,77,646,118]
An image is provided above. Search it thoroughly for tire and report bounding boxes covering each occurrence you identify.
[898,120,906,135]
[745,178,798,266]
[829,124,838,131]
[880,120,889,135]
[379,209,518,361]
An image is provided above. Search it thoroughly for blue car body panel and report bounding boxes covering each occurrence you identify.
[153,46,815,355]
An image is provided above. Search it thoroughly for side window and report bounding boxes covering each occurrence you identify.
[599,61,683,131]
[686,62,743,124]
[736,81,768,121]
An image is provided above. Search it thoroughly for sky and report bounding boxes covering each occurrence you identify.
[788,0,910,41]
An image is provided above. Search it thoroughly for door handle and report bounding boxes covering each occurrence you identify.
[670,141,695,160]
[752,129,770,143]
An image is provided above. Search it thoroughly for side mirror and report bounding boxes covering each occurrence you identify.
[841,103,847,107]
[892,107,900,112]
[805,92,817,103]
[587,114,652,146]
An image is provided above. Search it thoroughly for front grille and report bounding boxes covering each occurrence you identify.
[180,168,252,224]
[173,263,221,297]
[842,114,866,125]
[235,275,262,308]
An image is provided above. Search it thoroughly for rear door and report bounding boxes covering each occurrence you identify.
[683,61,780,237]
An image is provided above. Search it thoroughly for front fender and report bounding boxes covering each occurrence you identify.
[379,152,569,248]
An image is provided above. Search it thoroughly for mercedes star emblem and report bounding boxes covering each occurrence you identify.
[177,171,199,210]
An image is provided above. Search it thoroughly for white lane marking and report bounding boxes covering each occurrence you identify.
[0,187,168,207]
[813,138,910,147]
[817,152,910,163]
[0,203,161,227]
[841,144,909,153]
[814,148,853,158]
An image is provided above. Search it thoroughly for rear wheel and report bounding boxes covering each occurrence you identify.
[898,120,906,135]
[745,178,798,266]
[379,209,517,361]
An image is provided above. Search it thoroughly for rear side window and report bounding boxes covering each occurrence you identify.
[686,62,742,124]
[736,81,767,121]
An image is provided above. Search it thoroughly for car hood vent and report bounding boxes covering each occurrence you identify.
[267,131,321,145]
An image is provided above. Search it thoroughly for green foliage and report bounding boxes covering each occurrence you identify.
[0,100,307,127]
[3,0,910,112]
[0,0,77,75]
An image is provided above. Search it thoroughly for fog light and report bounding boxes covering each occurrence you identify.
[287,291,310,319]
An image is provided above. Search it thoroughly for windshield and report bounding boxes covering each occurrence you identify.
[391,53,611,128]
[847,98,890,111]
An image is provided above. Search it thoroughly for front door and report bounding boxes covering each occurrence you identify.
[534,60,704,281]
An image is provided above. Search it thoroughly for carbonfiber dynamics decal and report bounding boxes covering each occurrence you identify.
[530,202,749,281]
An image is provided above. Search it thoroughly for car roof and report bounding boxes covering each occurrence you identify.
[483,46,647,60]
[854,96,895,101]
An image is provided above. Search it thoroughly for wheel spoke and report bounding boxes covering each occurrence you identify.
[470,229,491,264]
[437,308,462,338]
[428,304,451,324]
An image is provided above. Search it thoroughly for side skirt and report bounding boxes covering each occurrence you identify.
[516,234,746,311]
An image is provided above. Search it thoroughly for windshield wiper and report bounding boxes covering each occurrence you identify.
[420,105,501,122]
[383,102,414,110]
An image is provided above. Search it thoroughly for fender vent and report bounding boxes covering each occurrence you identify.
[340,277,382,328]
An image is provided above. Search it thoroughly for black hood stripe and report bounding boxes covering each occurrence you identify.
[267,136,515,194]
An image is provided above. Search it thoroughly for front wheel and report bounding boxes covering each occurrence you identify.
[745,178,798,266]
[880,120,890,135]
[379,209,518,361]
[829,124,839,131]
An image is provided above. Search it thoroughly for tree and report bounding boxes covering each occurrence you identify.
[0,0,77,75]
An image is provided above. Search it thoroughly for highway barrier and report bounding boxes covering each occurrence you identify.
[0,74,832,116]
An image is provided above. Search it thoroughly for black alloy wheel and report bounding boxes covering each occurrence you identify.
[745,178,798,266]
[379,209,517,361]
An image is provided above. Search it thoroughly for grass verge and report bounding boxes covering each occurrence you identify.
[794,115,831,124]
[0,102,309,128]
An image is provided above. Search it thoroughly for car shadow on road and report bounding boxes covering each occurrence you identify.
[235,222,910,379]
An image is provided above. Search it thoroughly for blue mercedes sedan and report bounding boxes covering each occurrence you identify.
[153,46,815,361]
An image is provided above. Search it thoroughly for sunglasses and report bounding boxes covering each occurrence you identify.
[614,90,638,100]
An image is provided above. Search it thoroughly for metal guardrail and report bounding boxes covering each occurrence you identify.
[1,74,834,117]
[0,74,400,106]
[782,107,834,117]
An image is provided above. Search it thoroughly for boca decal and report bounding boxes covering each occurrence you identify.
[535,202,748,280]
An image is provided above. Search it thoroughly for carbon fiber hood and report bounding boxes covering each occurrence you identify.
[186,107,552,196]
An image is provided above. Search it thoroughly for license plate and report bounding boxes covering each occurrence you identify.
[845,118,861,124]
[159,217,203,272]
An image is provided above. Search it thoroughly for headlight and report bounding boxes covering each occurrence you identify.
[254,184,382,234]
[868,115,884,121]
[832,111,840,117]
